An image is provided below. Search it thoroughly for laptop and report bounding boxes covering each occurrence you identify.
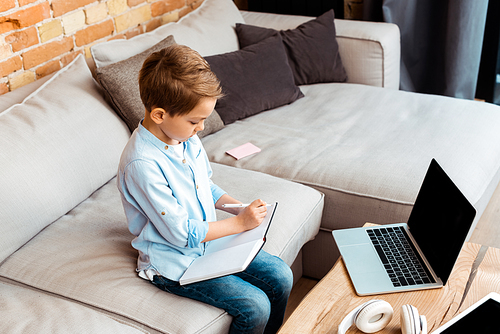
[332,159,476,295]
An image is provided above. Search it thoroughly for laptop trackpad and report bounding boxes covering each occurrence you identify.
[340,244,382,274]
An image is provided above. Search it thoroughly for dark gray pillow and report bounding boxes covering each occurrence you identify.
[235,10,347,86]
[95,35,225,137]
[205,33,303,125]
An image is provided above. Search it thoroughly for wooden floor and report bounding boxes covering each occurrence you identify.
[284,276,318,321]
[285,181,500,321]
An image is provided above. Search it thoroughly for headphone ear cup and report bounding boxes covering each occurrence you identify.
[355,300,394,333]
[420,315,427,334]
[401,305,421,334]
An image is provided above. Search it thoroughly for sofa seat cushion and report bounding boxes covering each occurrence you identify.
[0,281,145,334]
[0,164,323,334]
[212,164,324,267]
[201,83,500,239]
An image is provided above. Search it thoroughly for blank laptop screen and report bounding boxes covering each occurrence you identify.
[407,159,476,284]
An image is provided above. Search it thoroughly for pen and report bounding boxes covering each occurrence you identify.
[221,203,250,208]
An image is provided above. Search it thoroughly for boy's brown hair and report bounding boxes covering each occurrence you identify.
[139,44,223,116]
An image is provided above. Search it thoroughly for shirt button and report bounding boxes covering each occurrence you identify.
[196,185,199,189]
[164,145,168,150]
[161,211,165,215]
[182,159,186,164]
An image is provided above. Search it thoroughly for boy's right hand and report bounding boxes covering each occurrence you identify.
[237,199,267,231]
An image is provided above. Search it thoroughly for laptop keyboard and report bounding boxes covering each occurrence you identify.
[367,226,435,287]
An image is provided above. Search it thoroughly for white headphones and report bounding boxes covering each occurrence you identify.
[401,304,427,334]
[338,300,427,334]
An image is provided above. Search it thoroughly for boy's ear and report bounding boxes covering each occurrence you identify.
[149,107,167,124]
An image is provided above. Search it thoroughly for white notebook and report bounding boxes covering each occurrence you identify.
[179,202,277,285]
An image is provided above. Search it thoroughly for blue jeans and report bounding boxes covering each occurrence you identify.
[152,250,293,334]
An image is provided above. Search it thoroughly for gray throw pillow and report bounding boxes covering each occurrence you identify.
[95,35,225,136]
[235,10,347,86]
[205,33,303,125]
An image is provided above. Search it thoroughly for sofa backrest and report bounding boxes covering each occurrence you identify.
[0,55,130,263]
[90,0,244,68]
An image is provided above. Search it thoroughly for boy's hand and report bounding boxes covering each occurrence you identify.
[237,199,267,231]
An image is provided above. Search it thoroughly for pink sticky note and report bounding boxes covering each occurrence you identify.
[226,143,261,160]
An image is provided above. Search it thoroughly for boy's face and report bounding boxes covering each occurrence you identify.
[154,97,217,145]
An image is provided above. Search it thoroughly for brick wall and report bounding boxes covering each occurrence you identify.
[0,0,204,95]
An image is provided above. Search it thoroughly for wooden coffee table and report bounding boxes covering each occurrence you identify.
[279,226,500,333]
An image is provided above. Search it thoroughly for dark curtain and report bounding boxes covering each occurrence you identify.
[363,0,488,99]
[476,0,500,104]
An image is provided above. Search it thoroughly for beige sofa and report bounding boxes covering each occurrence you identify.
[2,0,500,332]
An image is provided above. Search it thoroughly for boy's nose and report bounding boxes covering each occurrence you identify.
[196,121,205,132]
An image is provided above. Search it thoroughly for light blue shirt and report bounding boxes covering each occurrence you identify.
[117,122,226,281]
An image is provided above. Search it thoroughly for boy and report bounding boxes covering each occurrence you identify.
[117,44,293,334]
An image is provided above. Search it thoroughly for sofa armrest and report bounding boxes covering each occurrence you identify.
[240,11,401,89]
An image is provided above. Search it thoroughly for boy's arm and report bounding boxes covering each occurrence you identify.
[124,160,208,248]
[200,141,267,242]
[124,159,267,246]
[214,193,243,215]
[203,199,267,242]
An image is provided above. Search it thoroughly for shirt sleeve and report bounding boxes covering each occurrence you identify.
[209,178,226,204]
[123,159,208,248]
